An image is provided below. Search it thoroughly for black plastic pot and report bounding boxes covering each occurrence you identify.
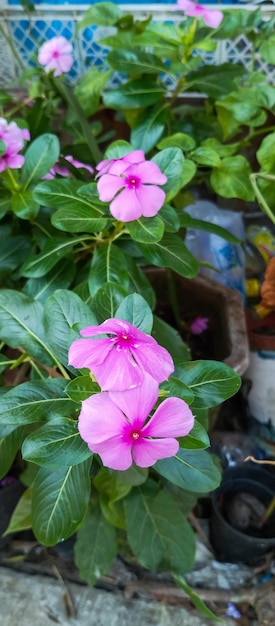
[210,464,275,564]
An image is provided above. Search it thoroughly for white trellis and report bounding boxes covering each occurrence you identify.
[0,3,275,87]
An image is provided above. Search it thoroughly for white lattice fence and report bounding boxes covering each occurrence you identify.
[0,4,275,87]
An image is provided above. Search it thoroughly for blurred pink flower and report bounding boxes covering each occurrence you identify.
[68,318,174,391]
[97,160,167,222]
[0,118,30,172]
[174,0,223,28]
[190,316,209,335]
[38,36,73,77]
[78,375,194,470]
[95,150,145,177]
[43,155,94,179]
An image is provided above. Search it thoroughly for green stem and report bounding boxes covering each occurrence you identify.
[250,172,275,225]
[6,168,19,191]
[0,21,25,73]
[50,77,102,164]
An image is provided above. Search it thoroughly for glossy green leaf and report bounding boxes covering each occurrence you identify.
[160,377,194,405]
[187,64,245,98]
[77,2,123,29]
[174,360,241,409]
[88,244,129,296]
[104,140,134,160]
[75,67,111,116]
[152,148,186,201]
[22,418,92,469]
[103,78,165,110]
[20,134,60,187]
[173,575,222,622]
[94,468,130,529]
[115,293,153,334]
[0,379,78,430]
[124,481,196,573]
[157,133,196,152]
[32,459,92,546]
[43,289,98,367]
[138,234,198,278]
[3,487,32,536]
[0,236,31,277]
[0,427,24,480]
[92,282,128,322]
[23,258,76,304]
[74,501,117,586]
[155,449,221,492]
[127,215,164,244]
[131,105,168,153]
[178,420,210,450]
[152,316,190,364]
[11,190,40,219]
[65,376,100,402]
[158,204,180,233]
[211,156,254,202]
[259,33,275,64]
[191,147,221,167]
[0,290,55,365]
[20,236,87,278]
[107,49,167,75]
[125,256,156,309]
[257,132,275,172]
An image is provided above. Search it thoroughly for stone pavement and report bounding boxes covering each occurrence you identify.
[0,566,237,626]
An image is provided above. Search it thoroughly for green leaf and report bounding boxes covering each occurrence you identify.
[152,148,187,201]
[127,215,164,244]
[3,488,32,536]
[0,195,10,219]
[152,316,190,363]
[259,33,275,64]
[178,420,210,450]
[20,134,60,187]
[210,156,254,202]
[23,259,76,304]
[114,465,148,486]
[92,282,128,322]
[74,501,117,586]
[191,147,221,167]
[257,132,275,173]
[21,236,89,278]
[0,427,24,480]
[11,190,40,219]
[155,449,221,493]
[43,289,98,367]
[131,105,168,153]
[104,140,135,160]
[77,2,123,29]
[158,203,180,233]
[0,290,56,365]
[0,379,78,432]
[65,376,100,402]
[174,360,241,409]
[75,67,111,117]
[0,236,31,277]
[32,460,92,546]
[126,256,156,309]
[22,418,92,469]
[201,137,239,157]
[88,244,129,296]
[187,64,245,98]
[124,482,196,573]
[138,234,198,278]
[93,468,130,529]
[173,575,222,622]
[179,212,241,244]
[160,377,194,405]
[115,293,153,334]
[157,133,196,152]
[107,49,167,76]
[103,78,165,110]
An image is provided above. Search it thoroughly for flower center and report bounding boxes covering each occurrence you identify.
[131,431,140,441]
[125,175,141,190]
[52,50,60,59]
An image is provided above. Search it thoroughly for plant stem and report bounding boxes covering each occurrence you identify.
[250,173,275,225]
[6,168,19,191]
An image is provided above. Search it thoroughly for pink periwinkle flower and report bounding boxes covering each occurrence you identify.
[174,0,223,29]
[78,375,195,470]
[43,155,94,180]
[190,316,209,335]
[0,118,30,173]
[38,36,74,77]
[97,157,167,222]
[68,318,174,391]
[95,150,145,177]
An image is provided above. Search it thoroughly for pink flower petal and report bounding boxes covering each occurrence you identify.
[97,174,125,202]
[6,154,24,169]
[56,54,74,74]
[68,338,113,368]
[133,161,167,185]
[78,393,126,443]
[134,342,174,383]
[92,347,144,391]
[80,318,133,337]
[109,374,159,424]
[91,437,133,470]
[110,187,143,222]
[132,437,179,467]
[135,185,166,217]
[142,397,194,438]
[202,9,223,28]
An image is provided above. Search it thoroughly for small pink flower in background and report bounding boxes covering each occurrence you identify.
[78,375,194,470]
[43,155,94,179]
[0,118,30,172]
[38,36,74,77]
[95,150,145,177]
[97,159,167,222]
[174,0,223,28]
[190,316,209,335]
[68,318,174,391]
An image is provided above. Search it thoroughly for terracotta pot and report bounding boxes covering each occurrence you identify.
[145,269,249,375]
